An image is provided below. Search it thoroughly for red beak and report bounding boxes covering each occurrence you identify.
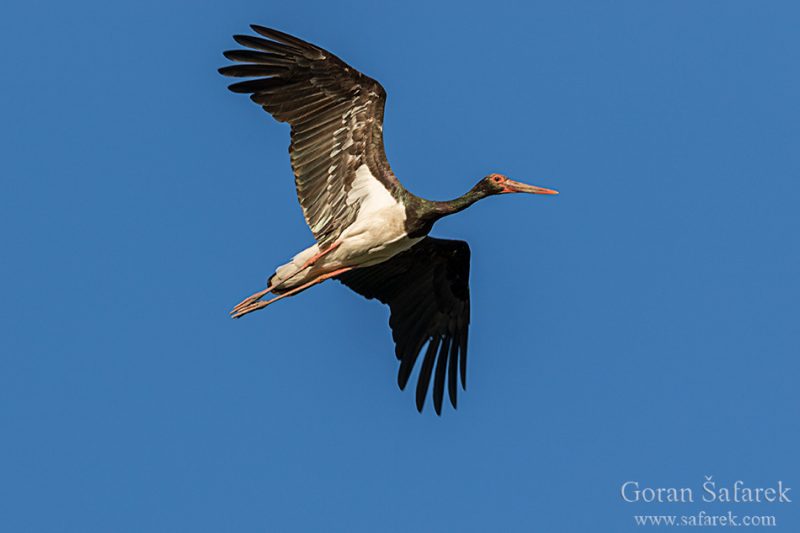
[503,179,559,195]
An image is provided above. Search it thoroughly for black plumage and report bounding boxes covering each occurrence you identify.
[337,238,470,414]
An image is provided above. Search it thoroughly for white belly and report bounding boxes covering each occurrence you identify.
[326,203,422,267]
[271,164,423,290]
[324,162,421,267]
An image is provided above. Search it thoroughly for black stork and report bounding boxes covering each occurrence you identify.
[219,25,558,414]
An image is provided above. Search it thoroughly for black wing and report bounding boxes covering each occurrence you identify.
[337,237,471,415]
[219,25,402,248]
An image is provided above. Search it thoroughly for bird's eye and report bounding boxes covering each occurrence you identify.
[493,176,502,183]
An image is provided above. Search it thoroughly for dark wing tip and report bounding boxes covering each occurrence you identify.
[398,372,408,391]
[237,26,325,60]
[415,337,439,414]
[222,50,243,61]
[448,336,459,408]
[432,336,450,416]
[250,24,317,51]
[460,329,468,390]
[250,24,292,41]
[218,65,285,78]
[226,80,256,93]
[217,65,244,77]
[232,34,251,47]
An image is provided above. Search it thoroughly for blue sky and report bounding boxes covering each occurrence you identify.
[2,0,799,531]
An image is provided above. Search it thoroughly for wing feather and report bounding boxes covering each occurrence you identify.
[219,25,402,248]
[336,237,471,414]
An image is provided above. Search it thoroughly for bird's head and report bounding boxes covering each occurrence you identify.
[479,173,559,196]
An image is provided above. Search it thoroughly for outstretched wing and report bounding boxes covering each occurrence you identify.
[336,238,471,415]
[219,25,401,248]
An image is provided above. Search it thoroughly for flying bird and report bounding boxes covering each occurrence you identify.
[219,25,558,414]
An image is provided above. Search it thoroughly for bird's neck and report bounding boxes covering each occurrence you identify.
[432,185,488,217]
[404,185,489,238]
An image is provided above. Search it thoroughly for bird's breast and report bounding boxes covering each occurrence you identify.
[328,202,422,268]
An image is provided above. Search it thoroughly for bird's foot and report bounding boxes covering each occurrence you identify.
[230,241,342,316]
[231,286,275,315]
[229,266,353,319]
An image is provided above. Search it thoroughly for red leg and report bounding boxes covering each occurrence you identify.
[230,266,353,319]
[231,283,278,314]
[297,241,341,271]
[230,242,341,314]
